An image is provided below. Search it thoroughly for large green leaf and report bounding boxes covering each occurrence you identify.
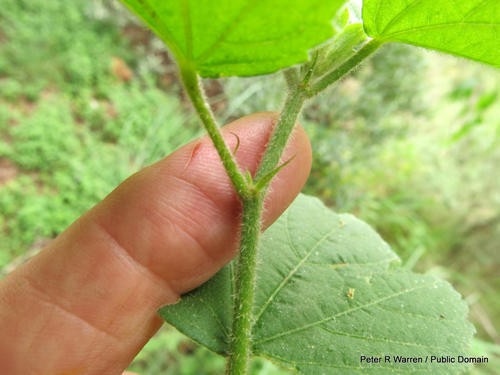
[160,195,474,373]
[119,0,343,77]
[362,0,500,67]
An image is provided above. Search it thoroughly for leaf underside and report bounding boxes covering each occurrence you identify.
[160,195,474,374]
[362,0,500,67]
[119,0,345,77]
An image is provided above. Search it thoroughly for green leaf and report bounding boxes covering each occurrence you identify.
[118,0,344,77]
[160,195,474,373]
[362,0,500,67]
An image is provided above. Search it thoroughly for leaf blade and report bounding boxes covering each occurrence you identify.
[160,195,474,373]
[362,0,500,67]
[160,265,233,354]
[119,0,344,77]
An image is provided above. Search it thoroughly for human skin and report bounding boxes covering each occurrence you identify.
[0,113,312,375]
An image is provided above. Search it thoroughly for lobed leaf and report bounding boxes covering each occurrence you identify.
[362,0,500,67]
[119,0,344,77]
[160,195,474,373]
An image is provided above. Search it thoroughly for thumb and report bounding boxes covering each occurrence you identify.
[0,113,311,375]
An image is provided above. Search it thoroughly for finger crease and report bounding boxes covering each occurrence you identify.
[22,274,123,345]
[170,174,231,220]
[92,220,179,302]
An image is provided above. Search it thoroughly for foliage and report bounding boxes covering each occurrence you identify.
[0,91,196,267]
[162,195,474,373]
[363,0,500,67]
[119,0,343,77]
[3,97,81,172]
[129,327,289,375]
[0,0,131,99]
[0,0,198,268]
[128,327,226,375]
[1,0,499,373]
[118,0,498,374]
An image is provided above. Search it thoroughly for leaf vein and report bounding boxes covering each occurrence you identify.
[285,207,302,259]
[373,304,464,324]
[195,0,255,62]
[200,296,230,340]
[255,282,433,344]
[319,325,447,351]
[380,0,425,35]
[254,224,339,324]
[383,21,499,39]
[305,256,399,269]
[181,0,193,58]
[135,0,183,59]
[461,0,492,20]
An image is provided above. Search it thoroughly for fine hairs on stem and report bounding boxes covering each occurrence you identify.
[179,40,380,375]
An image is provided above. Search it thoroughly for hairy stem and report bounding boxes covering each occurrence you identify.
[180,65,249,198]
[252,40,381,185]
[227,192,264,374]
[180,38,380,375]
[180,64,264,374]
[283,67,300,90]
[254,87,307,180]
[254,53,322,182]
[309,38,382,96]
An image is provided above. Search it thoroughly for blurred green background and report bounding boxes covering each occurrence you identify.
[0,1,498,374]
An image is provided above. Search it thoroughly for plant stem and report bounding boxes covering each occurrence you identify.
[254,52,323,182]
[254,87,307,180]
[227,192,264,375]
[309,38,382,96]
[283,67,300,90]
[180,64,265,374]
[225,80,311,375]
[225,83,308,374]
[180,64,250,198]
[180,38,381,375]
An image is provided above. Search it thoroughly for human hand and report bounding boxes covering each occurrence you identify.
[0,113,311,375]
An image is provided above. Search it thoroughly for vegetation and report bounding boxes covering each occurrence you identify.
[0,0,498,374]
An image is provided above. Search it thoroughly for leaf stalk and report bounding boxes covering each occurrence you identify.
[309,38,382,96]
[180,65,250,198]
[254,87,307,181]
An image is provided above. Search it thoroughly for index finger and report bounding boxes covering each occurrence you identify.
[0,113,312,375]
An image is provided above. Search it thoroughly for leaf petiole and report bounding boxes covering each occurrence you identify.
[309,38,383,96]
[179,65,250,199]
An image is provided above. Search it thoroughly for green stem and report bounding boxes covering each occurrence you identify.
[225,85,307,374]
[180,38,381,375]
[283,67,300,90]
[227,193,264,375]
[254,87,307,180]
[254,51,323,182]
[180,65,250,198]
[309,38,382,96]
